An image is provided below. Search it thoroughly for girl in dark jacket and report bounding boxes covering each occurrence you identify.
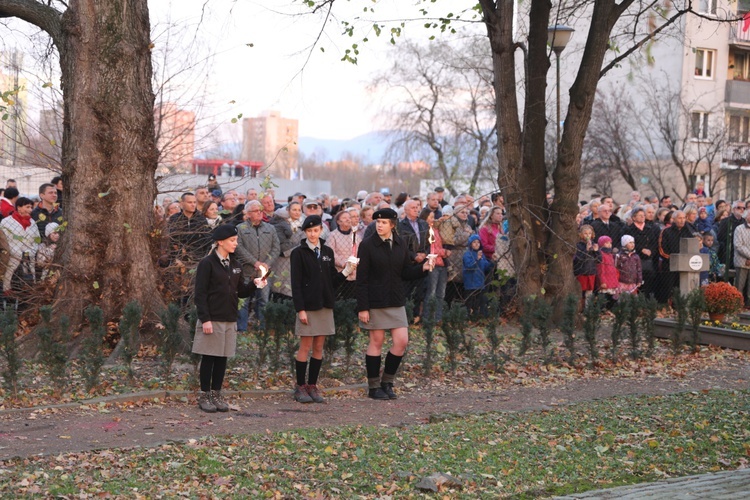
[290,215,357,404]
[356,208,431,400]
[193,224,266,413]
[573,224,600,310]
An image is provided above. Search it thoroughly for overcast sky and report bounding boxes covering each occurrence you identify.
[148,0,480,140]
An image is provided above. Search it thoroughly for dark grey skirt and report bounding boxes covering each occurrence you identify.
[295,308,335,336]
[359,306,408,330]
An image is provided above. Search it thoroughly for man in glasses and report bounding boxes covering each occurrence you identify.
[303,199,330,239]
[717,200,747,270]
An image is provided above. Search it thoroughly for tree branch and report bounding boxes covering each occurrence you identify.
[0,0,63,46]
[600,5,690,78]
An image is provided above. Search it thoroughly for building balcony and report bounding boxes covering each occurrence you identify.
[730,18,750,46]
[724,143,750,165]
[726,80,750,106]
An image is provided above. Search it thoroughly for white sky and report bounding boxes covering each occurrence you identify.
[148,0,481,140]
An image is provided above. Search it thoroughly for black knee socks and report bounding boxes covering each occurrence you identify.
[365,354,382,389]
[308,357,322,385]
[381,351,403,385]
[199,355,228,392]
[296,360,307,387]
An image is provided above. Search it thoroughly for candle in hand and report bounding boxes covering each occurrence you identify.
[428,227,436,255]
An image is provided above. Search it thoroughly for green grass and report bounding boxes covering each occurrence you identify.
[2,389,748,498]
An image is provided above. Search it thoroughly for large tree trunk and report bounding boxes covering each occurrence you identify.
[545,0,633,304]
[54,0,163,325]
[482,0,545,298]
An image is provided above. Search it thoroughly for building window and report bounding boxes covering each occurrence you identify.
[734,51,750,81]
[695,48,715,79]
[699,0,717,14]
[691,111,709,140]
[729,115,750,143]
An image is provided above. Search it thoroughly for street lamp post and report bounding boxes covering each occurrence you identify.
[547,25,575,145]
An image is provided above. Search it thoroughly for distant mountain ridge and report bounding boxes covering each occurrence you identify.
[298,131,390,164]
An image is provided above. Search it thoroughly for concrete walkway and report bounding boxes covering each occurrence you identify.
[558,468,750,499]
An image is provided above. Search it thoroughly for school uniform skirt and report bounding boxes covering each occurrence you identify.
[192,321,238,357]
[295,308,335,336]
[359,306,408,330]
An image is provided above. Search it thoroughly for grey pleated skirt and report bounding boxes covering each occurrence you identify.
[359,306,408,330]
[192,321,238,357]
[295,308,335,336]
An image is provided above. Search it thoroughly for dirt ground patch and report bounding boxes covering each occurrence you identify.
[1,357,747,461]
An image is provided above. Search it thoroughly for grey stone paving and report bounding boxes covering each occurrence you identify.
[557,468,750,499]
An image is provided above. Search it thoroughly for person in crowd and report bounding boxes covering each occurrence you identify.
[426,191,443,219]
[32,183,64,237]
[193,224,265,413]
[290,215,357,404]
[219,191,242,226]
[660,195,672,208]
[574,225,599,310]
[206,174,221,194]
[420,208,449,322]
[713,206,729,235]
[717,200,746,269]
[658,210,696,301]
[434,186,448,207]
[696,207,712,234]
[693,180,707,197]
[591,204,623,250]
[0,197,40,295]
[462,234,493,319]
[360,205,374,228]
[326,209,359,299]
[235,200,280,331]
[380,188,394,209]
[259,193,276,222]
[303,199,331,238]
[583,198,601,225]
[364,191,384,209]
[478,206,503,260]
[0,187,18,218]
[684,204,699,234]
[246,188,259,203]
[700,232,722,286]
[5,179,17,189]
[203,201,221,228]
[267,207,295,300]
[438,203,474,303]
[195,187,210,214]
[493,224,516,310]
[624,207,659,298]
[167,192,211,265]
[398,199,430,320]
[596,235,618,307]
[733,209,750,304]
[616,235,642,296]
[644,204,657,224]
[51,176,63,208]
[394,192,409,211]
[167,201,181,218]
[36,222,59,281]
[356,208,430,400]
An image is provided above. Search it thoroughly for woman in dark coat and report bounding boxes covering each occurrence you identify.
[289,215,356,404]
[193,224,267,413]
[356,208,431,400]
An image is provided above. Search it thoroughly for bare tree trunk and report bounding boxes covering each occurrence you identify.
[49,0,163,325]
[546,0,632,304]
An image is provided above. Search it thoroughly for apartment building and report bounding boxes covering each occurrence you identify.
[240,110,299,180]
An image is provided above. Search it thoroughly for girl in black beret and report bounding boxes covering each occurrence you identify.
[356,208,431,400]
[193,224,267,413]
[290,215,357,403]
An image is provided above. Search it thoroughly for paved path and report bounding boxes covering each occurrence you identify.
[0,362,747,461]
[558,468,750,499]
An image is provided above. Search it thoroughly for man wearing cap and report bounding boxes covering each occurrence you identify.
[292,192,306,205]
[356,190,368,203]
[193,223,266,412]
[235,200,280,331]
[207,174,221,194]
[356,208,431,400]
[380,188,395,209]
[434,187,448,208]
[303,199,330,240]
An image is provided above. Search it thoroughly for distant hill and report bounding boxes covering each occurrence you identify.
[298,131,391,164]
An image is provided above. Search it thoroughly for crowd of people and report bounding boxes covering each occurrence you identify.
[0,177,64,301]
[162,177,513,411]
[573,180,748,310]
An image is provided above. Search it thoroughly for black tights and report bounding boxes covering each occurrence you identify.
[199,355,227,392]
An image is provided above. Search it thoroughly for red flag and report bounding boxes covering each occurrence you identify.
[743,12,750,32]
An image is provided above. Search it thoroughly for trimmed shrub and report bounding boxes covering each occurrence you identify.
[118,300,143,382]
[79,306,106,393]
[0,310,20,396]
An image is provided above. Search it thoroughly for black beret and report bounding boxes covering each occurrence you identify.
[212,224,238,241]
[301,215,323,231]
[372,208,398,220]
